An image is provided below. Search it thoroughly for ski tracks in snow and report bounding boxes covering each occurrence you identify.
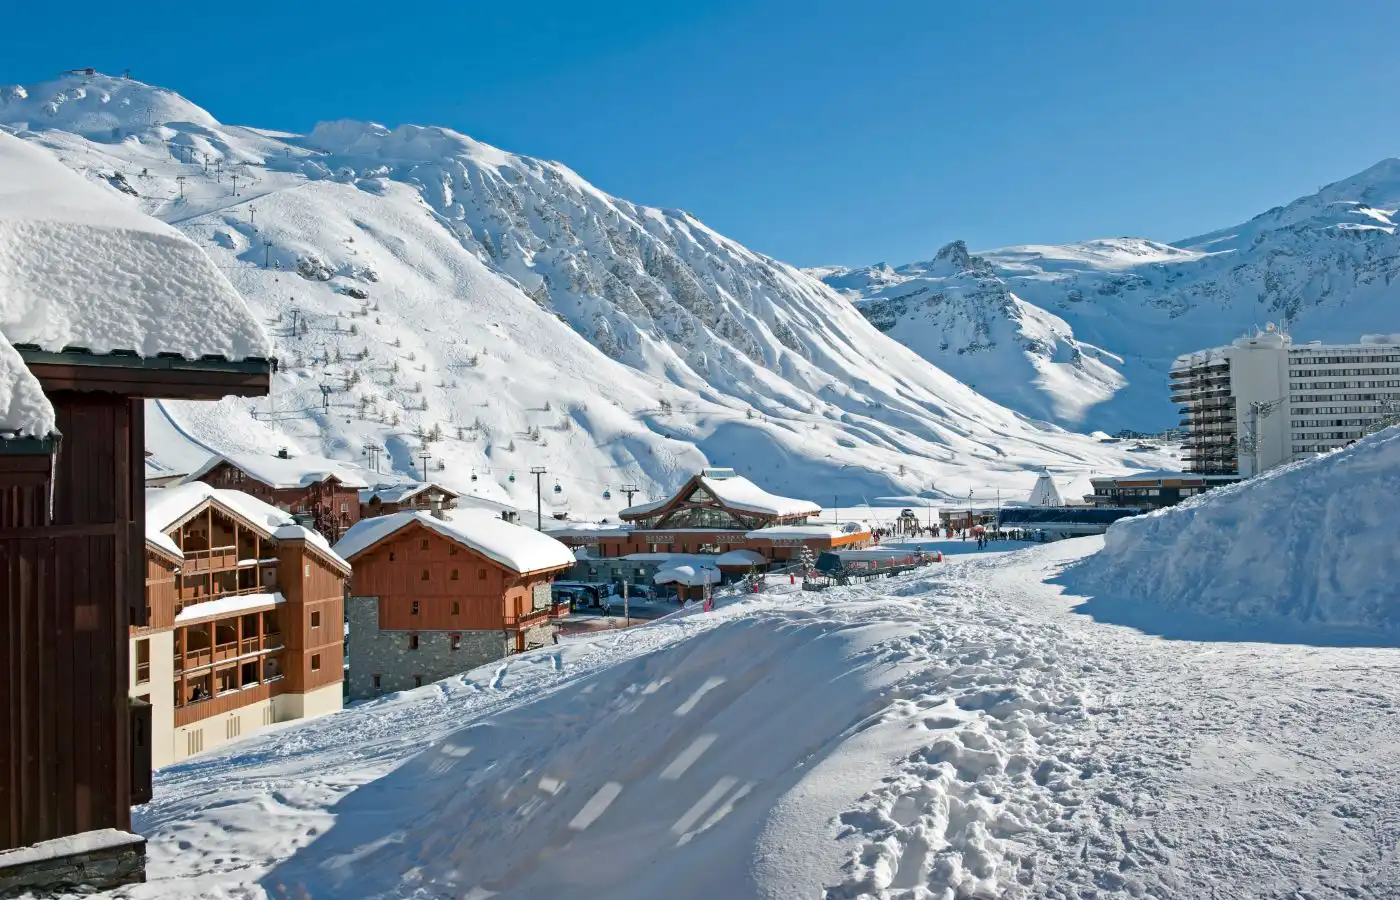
[824,547,1400,899]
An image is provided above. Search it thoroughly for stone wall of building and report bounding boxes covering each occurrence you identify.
[0,830,145,897]
[346,596,514,701]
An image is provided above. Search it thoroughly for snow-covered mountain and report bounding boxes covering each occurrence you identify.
[0,72,1172,514]
[822,166,1400,433]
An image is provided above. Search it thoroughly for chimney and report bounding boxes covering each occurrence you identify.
[429,491,445,520]
[276,447,291,459]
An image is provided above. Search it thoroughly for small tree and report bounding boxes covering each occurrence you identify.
[797,545,816,575]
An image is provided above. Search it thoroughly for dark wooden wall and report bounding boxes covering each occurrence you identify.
[0,393,141,850]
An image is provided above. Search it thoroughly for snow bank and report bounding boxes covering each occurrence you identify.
[1066,427,1400,630]
[334,509,575,574]
[0,132,269,361]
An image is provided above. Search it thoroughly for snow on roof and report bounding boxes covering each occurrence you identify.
[334,510,575,574]
[746,523,865,540]
[188,451,372,490]
[653,563,720,586]
[716,549,767,567]
[623,472,821,519]
[145,482,348,569]
[1028,471,1064,507]
[0,329,54,438]
[174,591,284,624]
[1170,346,1230,370]
[147,530,182,560]
[358,481,458,504]
[0,132,269,362]
[698,473,821,517]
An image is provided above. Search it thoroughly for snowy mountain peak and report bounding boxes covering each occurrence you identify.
[1,73,1168,511]
[929,239,995,277]
[1,71,219,140]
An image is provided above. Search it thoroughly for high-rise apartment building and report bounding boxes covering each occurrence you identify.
[1172,326,1400,476]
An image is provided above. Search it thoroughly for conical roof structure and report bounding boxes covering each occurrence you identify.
[1028,470,1063,507]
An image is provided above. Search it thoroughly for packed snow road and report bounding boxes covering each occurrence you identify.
[89,541,1400,899]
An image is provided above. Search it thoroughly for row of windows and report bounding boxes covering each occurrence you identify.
[1294,431,1365,440]
[1291,380,1400,390]
[1294,392,1400,402]
[402,633,465,651]
[1290,368,1400,377]
[1293,405,1389,415]
[1293,443,1356,453]
[1289,354,1400,365]
[1291,419,1377,428]
[409,600,464,616]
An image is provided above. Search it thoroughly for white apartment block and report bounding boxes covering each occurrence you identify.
[1171,325,1400,476]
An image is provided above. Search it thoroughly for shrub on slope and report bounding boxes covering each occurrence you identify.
[1067,426,1400,631]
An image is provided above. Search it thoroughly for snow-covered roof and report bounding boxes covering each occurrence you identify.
[334,509,576,574]
[0,329,54,438]
[174,591,285,624]
[697,473,820,517]
[145,482,348,570]
[622,471,821,519]
[746,523,865,540]
[1028,471,1064,507]
[358,481,459,504]
[716,549,767,567]
[1170,346,1230,370]
[653,564,721,586]
[0,132,270,362]
[188,451,372,490]
[146,530,183,561]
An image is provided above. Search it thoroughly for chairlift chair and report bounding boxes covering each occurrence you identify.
[553,481,563,494]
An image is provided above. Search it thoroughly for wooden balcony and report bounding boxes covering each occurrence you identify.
[174,678,282,728]
[183,545,239,572]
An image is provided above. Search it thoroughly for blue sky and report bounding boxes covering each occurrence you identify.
[5,1,1400,267]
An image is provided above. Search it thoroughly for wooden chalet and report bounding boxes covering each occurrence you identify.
[334,510,575,700]
[136,484,349,768]
[188,450,370,542]
[552,469,869,587]
[0,132,272,892]
[358,481,460,519]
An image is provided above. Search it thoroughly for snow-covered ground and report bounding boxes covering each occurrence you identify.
[66,539,1400,899]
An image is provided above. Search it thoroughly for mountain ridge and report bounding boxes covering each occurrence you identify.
[0,71,1171,515]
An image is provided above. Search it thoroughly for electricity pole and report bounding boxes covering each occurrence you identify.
[620,484,639,507]
[531,466,548,530]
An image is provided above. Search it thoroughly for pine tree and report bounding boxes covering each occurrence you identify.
[798,546,815,574]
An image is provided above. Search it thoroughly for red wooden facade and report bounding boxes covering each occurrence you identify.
[1,356,269,855]
[345,521,568,640]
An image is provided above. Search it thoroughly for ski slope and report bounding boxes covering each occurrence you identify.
[54,540,1400,899]
[1,72,1175,516]
[822,163,1400,433]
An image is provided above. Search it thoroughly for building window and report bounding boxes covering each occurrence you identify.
[452,601,460,615]
[372,674,382,690]
[135,639,150,685]
[311,611,321,628]
[450,569,459,581]
[413,675,423,688]
[411,600,420,616]
[311,654,322,672]
[408,634,419,650]
[451,634,461,651]
[478,568,487,580]
[449,545,459,556]
[421,539,429,551]
[421,568,430,581]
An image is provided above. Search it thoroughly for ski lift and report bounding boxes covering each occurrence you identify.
[602,487,612,500]
[508,472,516,483]
[470,470,478,482]
[552,481,563,495]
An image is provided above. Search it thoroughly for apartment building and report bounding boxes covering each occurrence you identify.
[1172,325,1400,475]
[188,450,371,542]
[136,483,350,768]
